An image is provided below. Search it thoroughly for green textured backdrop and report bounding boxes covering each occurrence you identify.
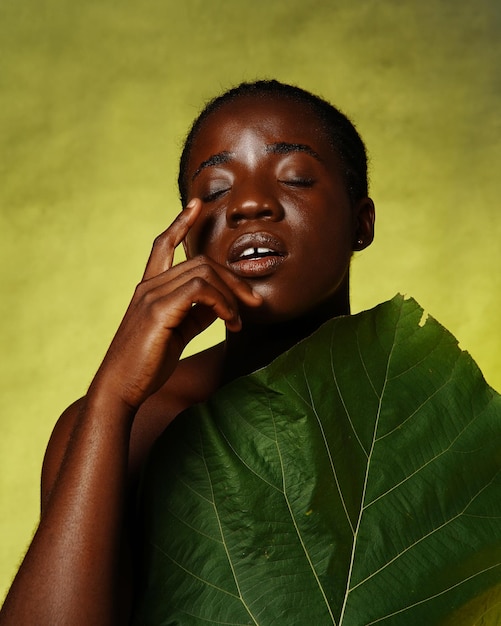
[1,0,500,602]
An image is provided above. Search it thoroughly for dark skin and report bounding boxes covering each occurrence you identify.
[0,95,374,624]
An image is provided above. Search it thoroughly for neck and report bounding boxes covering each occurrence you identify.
[221,290,350,384]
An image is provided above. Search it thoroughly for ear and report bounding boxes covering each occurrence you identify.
[352,197,375,252]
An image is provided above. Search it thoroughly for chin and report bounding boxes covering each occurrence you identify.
[240,288,350,330]
[239,301,330,330]
[238,302,286,326]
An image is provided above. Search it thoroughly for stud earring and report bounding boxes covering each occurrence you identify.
[357,238,363,246]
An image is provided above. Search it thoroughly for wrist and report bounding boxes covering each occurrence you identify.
[85,379,138,427]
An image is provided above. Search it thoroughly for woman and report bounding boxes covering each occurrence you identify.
[0,79,374,623]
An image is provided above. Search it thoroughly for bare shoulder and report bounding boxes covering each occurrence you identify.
[41,343,226,505]
[128,342,226,478]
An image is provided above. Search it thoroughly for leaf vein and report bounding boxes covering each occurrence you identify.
[164,506,223,543]
[375,365,456,442]
[365,392,486,508]
[355,329,380,400]
[385,330,449,382]
[268,389,337,625]
[352,469,501,591]
[177,476,214,505]
[302,362,356,536]
[331,330,369,457]
[226,397,277,444]
[151,542,240,599]
[217,426,283,494]
[172,605,255,625]
[364,561,501,625]
[200,429,260,626]
[338,297,403,624]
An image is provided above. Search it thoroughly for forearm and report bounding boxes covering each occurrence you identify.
[0,393,135,625]
[0,201,261,624]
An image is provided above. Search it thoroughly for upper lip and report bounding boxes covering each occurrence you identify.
[227,231,287,264]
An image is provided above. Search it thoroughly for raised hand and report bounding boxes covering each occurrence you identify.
[88,198,262,412]
[0,198,263,626]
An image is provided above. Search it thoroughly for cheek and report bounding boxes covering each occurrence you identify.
[184,212,225,259]
[296,207,353,255]
[297,221,354,285]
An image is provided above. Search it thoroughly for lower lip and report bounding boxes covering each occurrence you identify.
[228,255,286,278]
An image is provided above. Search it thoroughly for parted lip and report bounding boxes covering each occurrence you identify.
[227,231,287,264]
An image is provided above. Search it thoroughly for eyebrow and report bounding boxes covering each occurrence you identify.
[191,142,323,181]
[191,151,232,181]
[265,142,322,162]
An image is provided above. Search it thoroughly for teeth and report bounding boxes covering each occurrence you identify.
[241,248,256,258]
[240,247,275,259]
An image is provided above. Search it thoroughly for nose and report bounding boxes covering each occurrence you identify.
[225,179,284,226]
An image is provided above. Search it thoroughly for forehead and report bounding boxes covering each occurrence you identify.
[188,94,337,165]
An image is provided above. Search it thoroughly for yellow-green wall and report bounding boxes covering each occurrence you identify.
[1,0,500,601]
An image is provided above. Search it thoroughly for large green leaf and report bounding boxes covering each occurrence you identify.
[134,295,501,625]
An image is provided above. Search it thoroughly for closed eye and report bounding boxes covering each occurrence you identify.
[279,177,314,187]
[202,188,230,203]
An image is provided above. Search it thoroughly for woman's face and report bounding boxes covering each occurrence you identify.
[183,94,374,323]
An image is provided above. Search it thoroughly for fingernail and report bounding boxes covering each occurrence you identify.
[186,199,197,210]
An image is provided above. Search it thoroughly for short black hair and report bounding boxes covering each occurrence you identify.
[178,79,369,207]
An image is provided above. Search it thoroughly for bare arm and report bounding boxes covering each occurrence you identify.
[0,199,261,625]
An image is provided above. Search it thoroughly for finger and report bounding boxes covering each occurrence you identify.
[142,198,202,281]
[149,279,244,342]
[140,265,243,330]
[177,305,221,347]
[143,257,264,312]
